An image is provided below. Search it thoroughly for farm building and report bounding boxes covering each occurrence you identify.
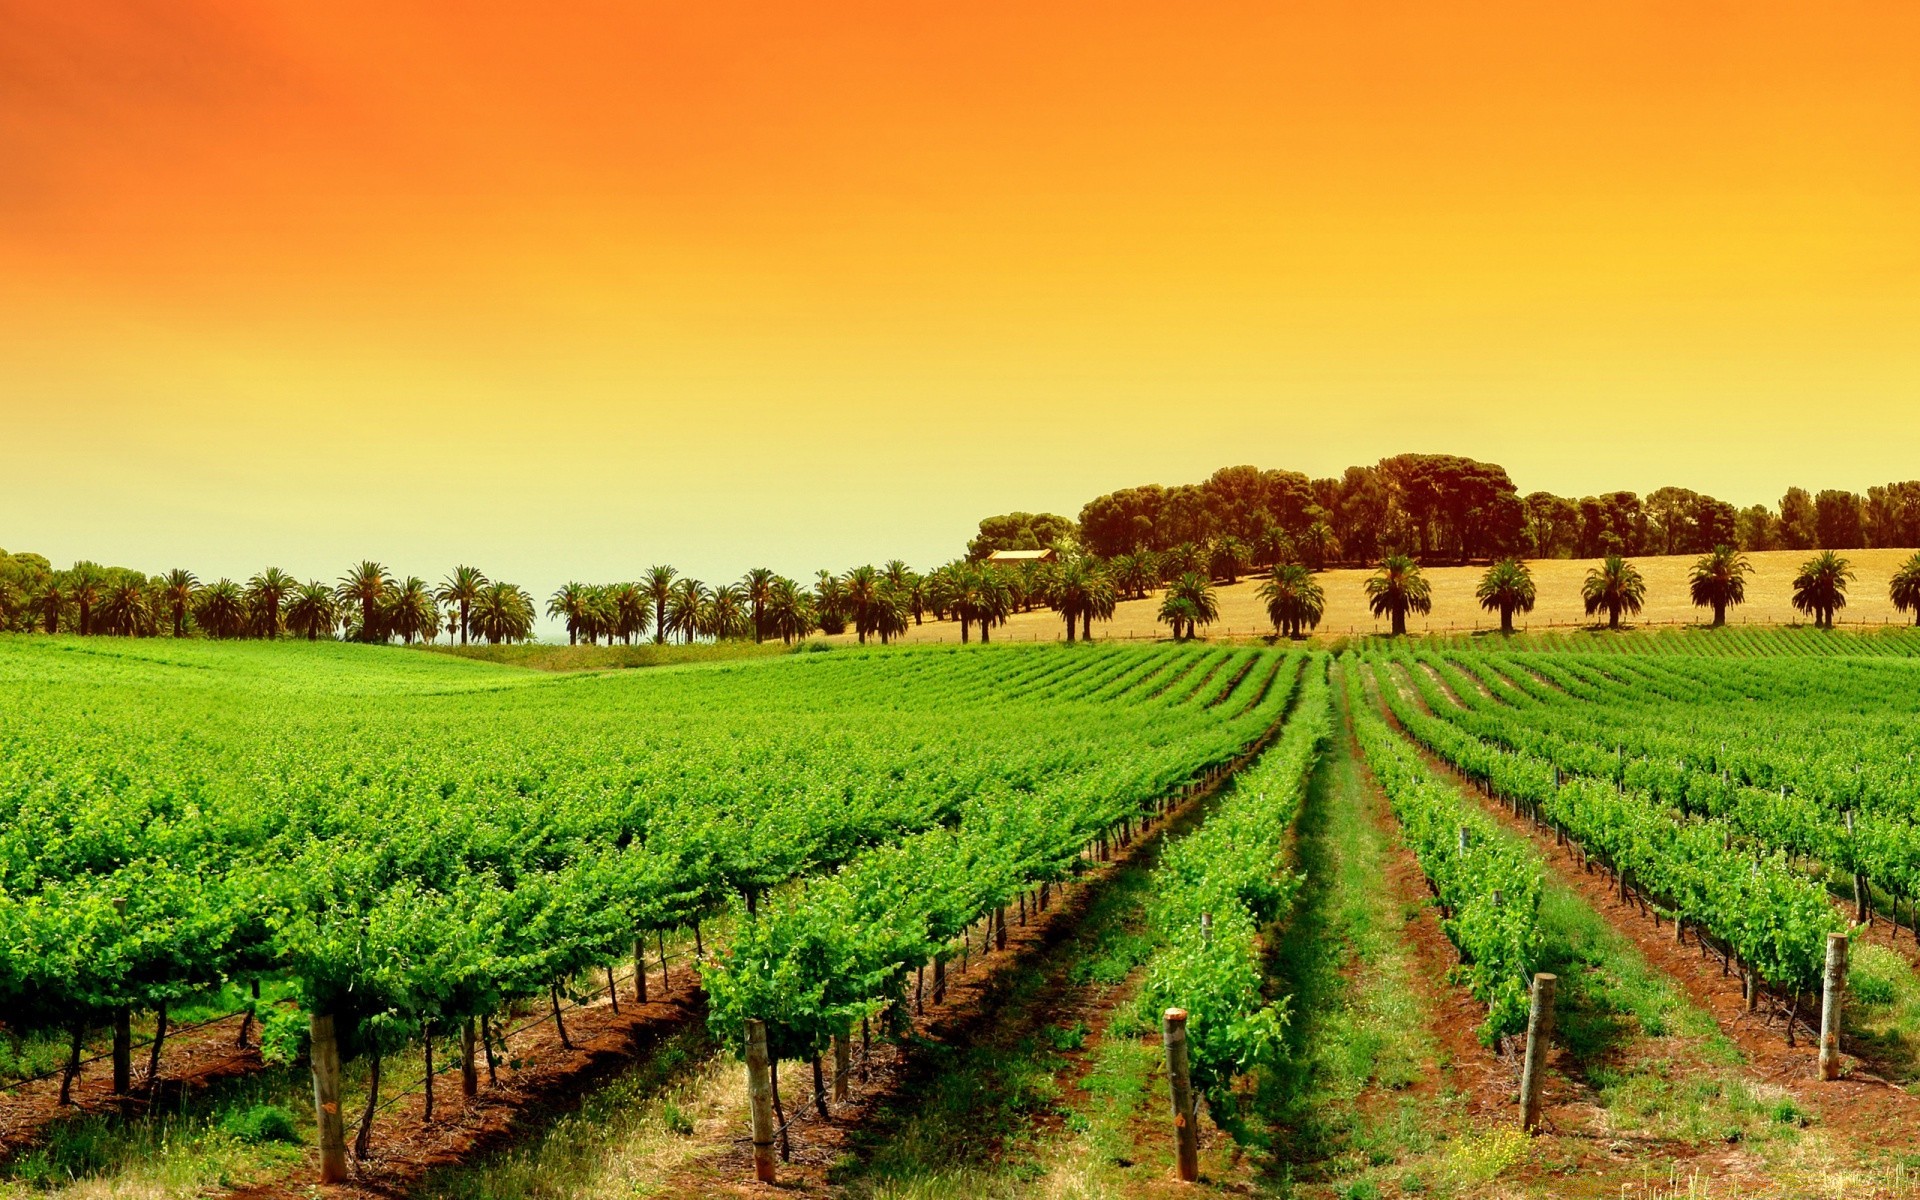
[985,548,1058,565]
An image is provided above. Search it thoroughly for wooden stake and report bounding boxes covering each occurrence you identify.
[833,1031,851,1103]
[1820,932,1847,1081]
[1161,1008,1200,1182]
[461,1018,478,1099]
[634,937,649,1004]
[145,1001,168,1095]
[310,1012,348,1184]
[746,1020,776,1184]
[1519,972,1557,1132]
[423,1024,435,1122]
[112,1007,132,1096]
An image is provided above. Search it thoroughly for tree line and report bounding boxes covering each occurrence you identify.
[987,455,1920,566]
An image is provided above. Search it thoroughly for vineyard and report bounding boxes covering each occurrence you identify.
[10,632,1920,1197]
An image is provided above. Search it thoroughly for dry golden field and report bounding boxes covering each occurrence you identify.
[880,548,1920,645]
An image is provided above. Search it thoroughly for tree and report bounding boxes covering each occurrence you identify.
[1365,555,1432,636]
[842,565,883,645]
[668,579,709,644]
[766,578,816,644]
[1047,559,1099,643]
[1778,488,1817,550]
[1208,537,1251,585]
[548,583,590,645]
[1110,553,1156,601]
[1791,551,1853,628]
[336,562,391,644]
[194,579,249,639]
[1891,552,1920,627]
[812,571,847,636]
[967,512,1075,560]
[610,583,651,644]
[1581,554,1646,630]
[644,566,677,646]
[741,568,777,643]
[247,568,296,638]
[285,582,340,641]
[67,562,106,636]
[703,584,751,641]
[1687,545,1752,627]
[159,569,199,638]
[436,566,488,646]
[471,582,536,644]
[1814,490,1866,549]
[385,577,438,644]
[972,569,1013,643]
[1474,558,1535,634]
[1158,572,1218,640]
[97,576,154,637]
[35,575,65,633]
[1257,563,1324,639]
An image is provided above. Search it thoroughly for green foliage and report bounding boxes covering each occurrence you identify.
[220,1103,302,1144]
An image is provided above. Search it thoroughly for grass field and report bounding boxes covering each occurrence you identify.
[877,548,1920,644]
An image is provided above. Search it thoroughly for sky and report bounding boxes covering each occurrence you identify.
[4,1,1919,603]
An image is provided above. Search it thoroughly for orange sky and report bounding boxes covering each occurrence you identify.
[3,2,1918,594]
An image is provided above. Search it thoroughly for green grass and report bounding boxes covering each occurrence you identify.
[414,638,798,671]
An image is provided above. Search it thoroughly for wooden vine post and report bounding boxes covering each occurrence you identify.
[1161,1008,1199,1182]
[310,1012,349,1184]
[1519,972,1556,1132]
[1820,933,1847,1081]
[833,1030,851,1103]
[746,1019,777,1185]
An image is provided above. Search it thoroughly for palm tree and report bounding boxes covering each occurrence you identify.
[643,565,677,645]
[703,584,751,640]
[336,561,391,644]
[873,583,912,644]
[1298,521,1340,570]
[67,562,106,635]
[385,577,438,644]
[1158,572,1219,640]
[194,579,248,639]
[610,583,651,644]
[841,565,883,644]
[1581,554,1646,631]
[668,578,709,644]
[1688,545,1752,627]
[1258,562,1325,639]
[285,582,339,641]
[35,576,65,633]
[1475,558,1536,635]
[549,583,590,645]
[1208,537,1251,585]
[247,567,296,638]
[1083,568,1117,642]
[973,569,1013,643]
[159,569,199,638]
[1048,559,1097,643]
[1791,550,1854,628]
[766,577,816,645]
[740,568,777,643]
[1892,551,1920,627]
[98,577,153,637]
[471,582,536,644]
[1365,554,1432,636]
[1111,553,1156,601]
[436,566,488,646]
[1254,525,1294,570]
[813,570,848,636]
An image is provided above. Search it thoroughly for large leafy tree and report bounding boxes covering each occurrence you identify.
[1365,554,1432,636]
[643,565,677,645]
[1687,545,1752,627]
[285,582,340,641]
[336,561,391,644]
[159,569,199,638]
[435,566,488,646]
[1892,552,1920,627]
[1581,553,1646,630]
[1474,558,1536,635]
[247,567,296,639]
[1258,562,1325,639]
[1791,550,1854,628]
